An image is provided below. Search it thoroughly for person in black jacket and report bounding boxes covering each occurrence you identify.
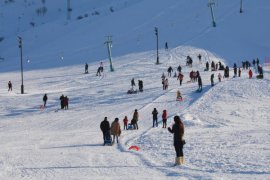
[43,94,48,107]
[100,117,110,145]
[168,115,185,165]
[152,108,158,127]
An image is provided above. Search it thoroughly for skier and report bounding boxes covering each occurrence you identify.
[43,93,48,107]
[198,75,202,91]
[176,90,182,101]
[152,108,158,127]
[8,81,12,91]
[177,72,184,86]
[132,109,139,130]
[248,69,253,79]
[110,118,121,144]
[168,115,185,165]
[100,117,110,145]
[211,74,214,86]
[85,63,88,74]
[162,110,167,128]
[123,116,128,130]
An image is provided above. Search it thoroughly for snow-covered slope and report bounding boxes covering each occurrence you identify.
[0,0,270,72]
[0,46,269,179]
[0,0,270,179]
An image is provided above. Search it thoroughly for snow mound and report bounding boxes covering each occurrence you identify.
[181,113,203,127]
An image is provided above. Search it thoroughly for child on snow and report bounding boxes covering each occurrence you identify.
[123,116,128,130]
[176,90,182,101]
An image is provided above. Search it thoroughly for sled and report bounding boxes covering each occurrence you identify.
[129,145,140,151]
[176,97,183,101]
[104,131,112,146]
[127,89,137,94]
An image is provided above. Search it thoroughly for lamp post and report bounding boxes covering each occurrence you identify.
[17,36,24,94]
[154,27,159,64]
[105,36,114,72]
[240,0,243,13]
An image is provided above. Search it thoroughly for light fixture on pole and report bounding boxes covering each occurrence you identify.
[17,36,24,94]
[154,27,160,64]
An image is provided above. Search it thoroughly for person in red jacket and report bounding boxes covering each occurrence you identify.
[123,116,128,130]
[248,69,253,79]
[162,110,167,128]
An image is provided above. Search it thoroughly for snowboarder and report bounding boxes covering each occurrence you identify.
[176,90,182,101]
[8,81,12,91]
[123,116,128,130]
[111,118,121,144]
[85,63,88,74]
[132,109,139,130]
[152,108,158,127]
[100,117,110,145]
[211,74,214,86]
[43,93,48,107]
[168,115,185,165]
[162,110,167,128]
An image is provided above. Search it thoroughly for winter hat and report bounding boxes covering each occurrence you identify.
[115,118,119,122]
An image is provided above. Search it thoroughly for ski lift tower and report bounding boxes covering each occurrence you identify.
[105,36,114,72]
[154,27,160,65]
[208,0,216,27]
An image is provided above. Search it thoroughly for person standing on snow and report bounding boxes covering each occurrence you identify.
[85,63,88,74]
[100,117,110,145]
[198,76,202,91]
[123,116,128,130]
[43,94,48,107]
[152,108,158,128]
[110,118,121,144]
[168,115,185,165]
[177,72,184,86]
[210,74,214,86]
[248,69,253,79]
[132,109,139,130]
[218,73,222,82]
[8,81,12,91]
[162,110,167,128]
